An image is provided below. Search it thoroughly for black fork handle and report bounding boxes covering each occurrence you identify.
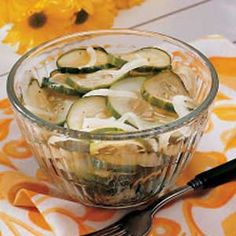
[150,158,236,215]
[188,158,236,189]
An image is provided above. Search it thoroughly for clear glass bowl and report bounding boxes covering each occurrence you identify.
[7,29,218,208]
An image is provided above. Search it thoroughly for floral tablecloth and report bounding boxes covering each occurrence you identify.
[0,35,236,236]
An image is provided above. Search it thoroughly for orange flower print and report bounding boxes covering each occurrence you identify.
[210,57,236,91]
[221,127,236,152]
[0,171,49,205]
[83,207,116,222]
[0,211,45,236]
[3,138,32,159]
[0,98,13,115]
[43,207,94,235]
[215,91,230,101]
[28,209,51,231]
[0,119,12,141]
[178,151,236,235]
[149,217,182,236]
[213,103,236,121]
[222,212,236,236]
[0,151,16,170]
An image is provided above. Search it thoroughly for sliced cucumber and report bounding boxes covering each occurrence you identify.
[90,140,146,156]
[108,77,176,129]
[90,157,137,174]
[141,70,189,112]
[66,96,109,131]
[173,64,196,96]
[90,140,162,167]
[42,74,80,96]
[54,99,77,125]
[74,169,138,202]
[108,54,126,68]
[57,47,114,73]
[65,70,125,94]
[23,79,76,124]
[118,47,171,72]
[65,57,148,94]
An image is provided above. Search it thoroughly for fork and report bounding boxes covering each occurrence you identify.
[86,158,236,236]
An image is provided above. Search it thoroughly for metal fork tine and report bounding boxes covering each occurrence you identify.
[112,229,128,236]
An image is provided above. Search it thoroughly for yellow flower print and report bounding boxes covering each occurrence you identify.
[115,0,144,9]
[3,1,73,54]
[0,0,9,27]
[1,0,146,54]
[68,0,117,33]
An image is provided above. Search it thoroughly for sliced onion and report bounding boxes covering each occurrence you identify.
[88,57,148,80]
[118,112,145,130]
[83,89,137,98]
[82,117,137,131]
[82,46,97,68]
[172,95,193,117]
[112,57,148,77]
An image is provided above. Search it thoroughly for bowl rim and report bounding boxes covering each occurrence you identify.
[7,29,219,140]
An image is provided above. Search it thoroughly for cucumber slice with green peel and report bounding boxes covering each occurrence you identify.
[74,169,138,199]
[89,156,161,176]
[90,140,146,156]
[90,140,162,167]
[42,76,80,96]
[22,79,76,124]
[46,72,116,94]
[128,70,157,77]
[108,77,176,129]
[108,54,126,68]
[141,70,189,113]
[54,99,77,125]
[57,47,115,73]
[64,58,148,93]
[118,47,171,72]
[66,96,110,131]
[65,71,125,94]
[90,157,137,174]
[22,79,51,121]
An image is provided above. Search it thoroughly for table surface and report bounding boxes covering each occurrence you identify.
[0,0,235,78]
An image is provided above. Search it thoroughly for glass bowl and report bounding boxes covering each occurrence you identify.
[7,29,218,208]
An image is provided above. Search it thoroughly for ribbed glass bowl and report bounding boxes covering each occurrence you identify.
[7,29,218,208]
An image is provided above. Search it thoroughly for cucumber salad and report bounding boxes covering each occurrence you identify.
[21,46,197,206]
